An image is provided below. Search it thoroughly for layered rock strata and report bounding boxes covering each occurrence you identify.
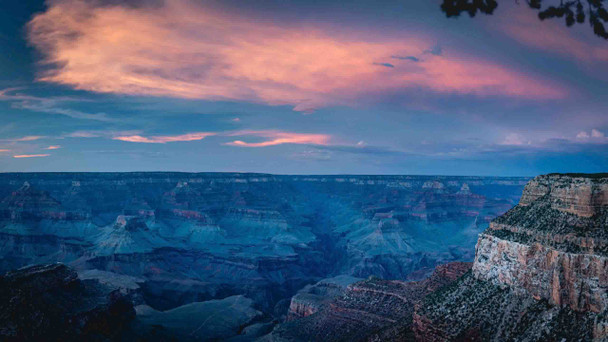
[264,262,472,341]
[414,173,608,341]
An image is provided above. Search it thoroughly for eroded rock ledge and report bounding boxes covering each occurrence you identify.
[413,173,608,341]
[263,262,471,341]
[475,174,608,313]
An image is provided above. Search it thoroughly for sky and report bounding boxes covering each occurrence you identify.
[0,0,607,176]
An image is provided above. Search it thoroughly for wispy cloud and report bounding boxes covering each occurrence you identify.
[225,130,331,147]
[0,88,115,122]
[314,143,409,156]
[45,145,61,150]
[15,136,45,142]
[27,0,567,113]
[65,130,140,138]
[113,132,215,143]
[0,135,45,142]
[13,154,50,158]
[501,133,531,146]
[576,129,607,142]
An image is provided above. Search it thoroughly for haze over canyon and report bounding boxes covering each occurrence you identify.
[0,172,527,340]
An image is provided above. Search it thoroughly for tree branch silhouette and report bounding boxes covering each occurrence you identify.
[441,0,608,39]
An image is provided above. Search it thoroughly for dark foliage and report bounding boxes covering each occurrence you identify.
[441,0,499,17]
[441,0,608,39]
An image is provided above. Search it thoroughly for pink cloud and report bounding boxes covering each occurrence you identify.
[27,0,567,112]
[495,6,608,63]
[576,129,607,142]
[225,131,331,147]
[591,129,605,138]
[113,132,215,143]
[5,136,45,142]
[45,145,61,150]
[13,154,50,158]
[65,130,141,138]
[501,133,530,146]
[0,149,9,153]
[66,131,101,138]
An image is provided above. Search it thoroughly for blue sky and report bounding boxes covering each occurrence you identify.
[0,0,607,176]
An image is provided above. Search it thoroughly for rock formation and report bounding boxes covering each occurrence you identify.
[286,275,363,321]
[413,173,608,341]
[130,295,264,341]
[264,262,472,341]
[0,263,135,341]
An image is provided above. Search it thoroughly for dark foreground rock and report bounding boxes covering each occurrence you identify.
[0,263,135,341]
[126,295,263,341]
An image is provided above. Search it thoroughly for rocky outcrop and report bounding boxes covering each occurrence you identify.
[0,263,135,341]
[474,174,608,313]
[286,275,363,321]
[264,262,471,341]
[413,173,608,341]
[519,173,608,217]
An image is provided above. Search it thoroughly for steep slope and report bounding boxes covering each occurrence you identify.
[413,173,608,341]
[94,215,170,255]
[263,262,472,341]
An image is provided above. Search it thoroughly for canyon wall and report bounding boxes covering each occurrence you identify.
[264,262,472,342]
[414,173,608,341]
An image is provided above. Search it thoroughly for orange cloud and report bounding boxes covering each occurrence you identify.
[113,132,215,143]
[225,131,331,147]
[13,154,50,158]
[45,145,61,150]
[27,0,566,112]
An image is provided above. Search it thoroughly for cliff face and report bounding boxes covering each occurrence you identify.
[473,233,607,313]
[414,173,608,341]
[474,174,608,313]
[518,174,608,217]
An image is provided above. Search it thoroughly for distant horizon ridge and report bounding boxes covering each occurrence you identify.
[0,171,538,178]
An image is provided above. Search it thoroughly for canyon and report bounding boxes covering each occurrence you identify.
[2,172,606,340]
[0,172,526,340]
[264,173,608,341]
